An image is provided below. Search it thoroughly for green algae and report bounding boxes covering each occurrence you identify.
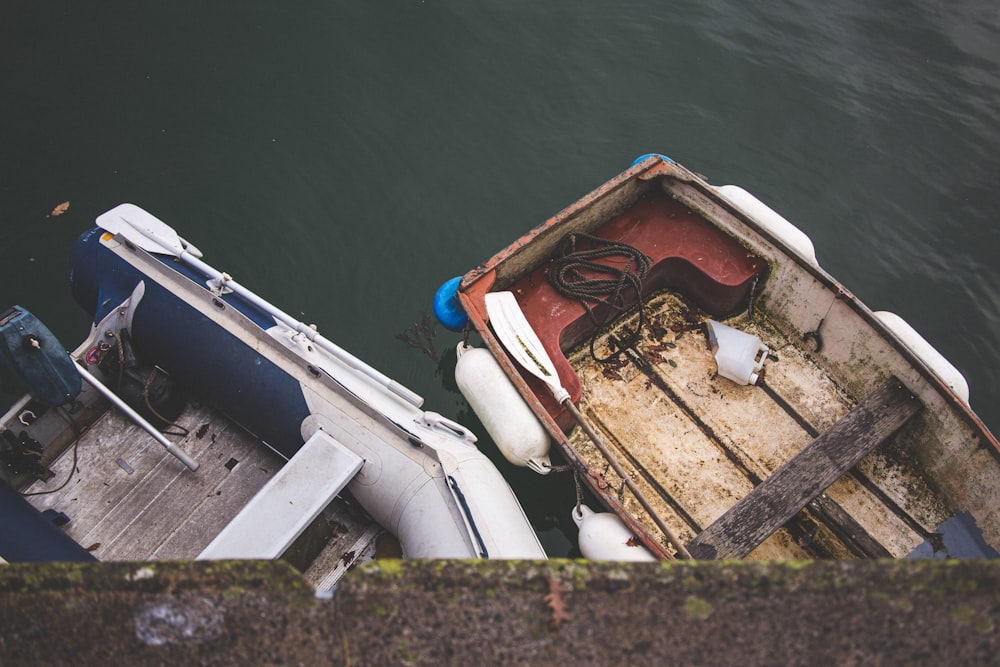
[683,596,713,620]
[396,639,420,664]
[952,603,995,634]
[3,557,1000,664]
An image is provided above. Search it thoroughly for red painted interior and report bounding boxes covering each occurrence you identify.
[504,191,767,430]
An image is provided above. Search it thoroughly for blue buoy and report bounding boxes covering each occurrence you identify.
[630,153,674,167]
[433,276,469,332]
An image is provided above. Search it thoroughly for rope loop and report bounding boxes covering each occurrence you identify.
[547,233,651,363]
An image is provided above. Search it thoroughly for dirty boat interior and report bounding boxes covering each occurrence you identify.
[457,157,1000,561]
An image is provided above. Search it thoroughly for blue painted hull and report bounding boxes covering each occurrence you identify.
[0,482,97,562]
[69,228,310,457]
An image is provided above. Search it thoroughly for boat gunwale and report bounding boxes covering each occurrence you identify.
[105,235,448,458]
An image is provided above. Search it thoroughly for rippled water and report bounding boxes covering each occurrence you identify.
[3,1,999,550]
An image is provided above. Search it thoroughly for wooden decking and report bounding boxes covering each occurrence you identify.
[19,397,381,588]
[687,377,921,559]
[566,292,947,559]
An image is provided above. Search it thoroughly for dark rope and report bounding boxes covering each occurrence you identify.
[21,406,82,497]
[547,233,651,363]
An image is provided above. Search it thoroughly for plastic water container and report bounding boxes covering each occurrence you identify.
[706,320,768,386]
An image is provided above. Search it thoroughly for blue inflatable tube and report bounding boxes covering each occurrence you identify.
[69,229,312,458]
[433,276,469,331]
[0,482,96,562]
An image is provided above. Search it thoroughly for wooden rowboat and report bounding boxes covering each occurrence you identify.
[451,154,1000,560]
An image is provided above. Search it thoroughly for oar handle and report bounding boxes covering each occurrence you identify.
[562,398,691,559]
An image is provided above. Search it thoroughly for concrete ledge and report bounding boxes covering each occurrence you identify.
[1,559,998,665]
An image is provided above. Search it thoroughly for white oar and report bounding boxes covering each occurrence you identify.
[484,291,691,559]
[95,203,424,408]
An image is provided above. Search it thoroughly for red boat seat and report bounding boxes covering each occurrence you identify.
[506,191,767,431]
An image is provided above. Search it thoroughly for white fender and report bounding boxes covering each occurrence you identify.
[715,184,820,268]
[455,342,552,474]
[572,505,656,561]
[874,311,970,405]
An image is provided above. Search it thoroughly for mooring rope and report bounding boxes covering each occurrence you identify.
[547,233,651,363]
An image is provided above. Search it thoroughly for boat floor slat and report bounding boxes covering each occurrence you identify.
[26,403,284,561]
[304,522,383,591]
[568,292,932,558]
[573,361,814,559]
[687,377,921,559]
[117,418,285,560]
[570,303,830,556]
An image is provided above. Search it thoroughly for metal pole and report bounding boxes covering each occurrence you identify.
[75,361,199,471]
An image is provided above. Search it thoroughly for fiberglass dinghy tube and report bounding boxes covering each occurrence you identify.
[68,205,546,560]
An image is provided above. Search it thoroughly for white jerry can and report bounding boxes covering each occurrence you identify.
[706,319,769,385]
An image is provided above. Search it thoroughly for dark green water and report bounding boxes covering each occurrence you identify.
[3,2,999,551]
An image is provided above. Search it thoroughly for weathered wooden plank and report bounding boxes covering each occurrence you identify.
[146,449,280,560]
[306,524,382,591]
[24,412,177,532]
[106,418,283,561]
[687,377,921,560]
[25,402,282,561]
[807,493,892,558]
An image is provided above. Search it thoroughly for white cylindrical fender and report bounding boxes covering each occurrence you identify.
[715,184,820,269]
[455,342,552,474]
[874,311,970,405]
[572,504,657,561]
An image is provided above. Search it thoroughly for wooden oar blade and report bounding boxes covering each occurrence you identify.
[484,291,569,403]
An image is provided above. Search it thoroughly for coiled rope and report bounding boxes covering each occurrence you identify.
[547,233,651,363]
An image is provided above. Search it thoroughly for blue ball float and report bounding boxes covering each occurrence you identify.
[630,153,674,167]
[433,276,469,332]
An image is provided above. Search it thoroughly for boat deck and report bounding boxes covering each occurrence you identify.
[6,380,383,589]
[508,191,768,432]
[565,291,946,559]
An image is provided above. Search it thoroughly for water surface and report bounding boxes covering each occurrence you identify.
[3,1,999,551]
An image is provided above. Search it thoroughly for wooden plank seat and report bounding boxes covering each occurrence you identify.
[686,377,922,560]
[504,191,767,430]
[198,430,363,561]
